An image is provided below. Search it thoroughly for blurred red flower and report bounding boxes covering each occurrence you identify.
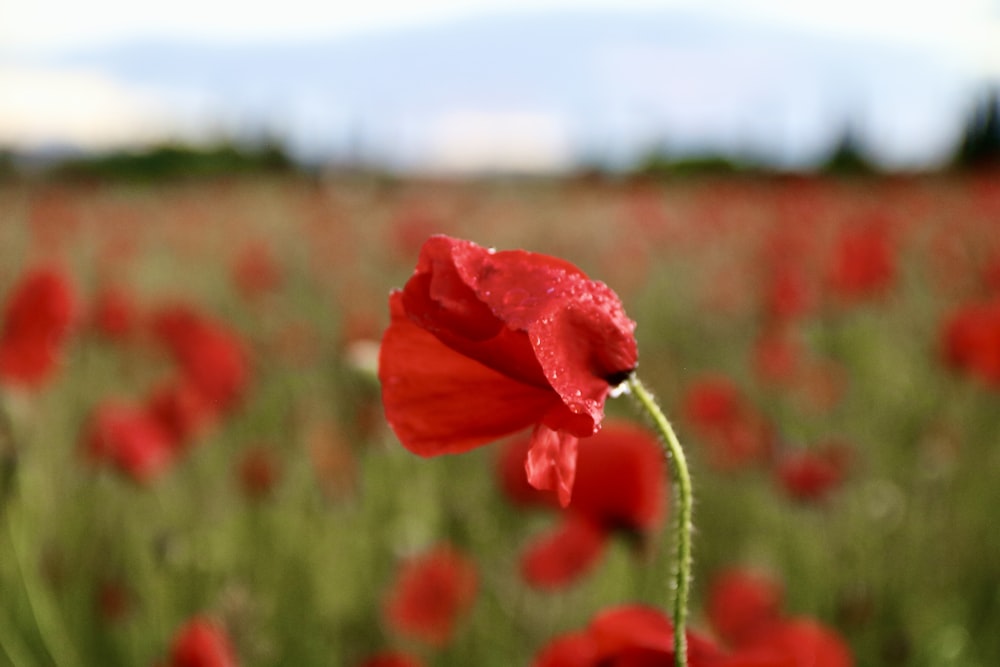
[741,619,853,667]
[81,401,174,484]
[752,327,802,385]
[824,225,895,303]
[532,605,724,667]
[150,304,251,414]
[681,376,774,471]
[379,235,638,505]
[0,265,77,389]
[497,421,666,588]
[533,604,852,667]
[941,299,1000,387]
[682,375,742,432]
[383,544,478,647]
[231,241,283,300]
[520,514,609,590]
[356,652,425,667]
[388,202,450,260]
[762,263,814,325]
[89,284,137,341]
[166,617,239,667]
[707,569,784,649]
[774,444,850,504]
[145,379,216,450]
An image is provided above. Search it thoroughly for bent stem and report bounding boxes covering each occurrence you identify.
[626,374,692,667]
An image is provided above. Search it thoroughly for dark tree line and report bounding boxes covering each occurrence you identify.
[953,87,1000,170]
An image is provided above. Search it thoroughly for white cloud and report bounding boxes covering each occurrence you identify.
[0,66,172,149]
[425,110,573,173]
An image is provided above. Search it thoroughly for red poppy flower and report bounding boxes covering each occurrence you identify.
[81,401,174,484]
[774,447,846,504]
[166,616,239,667]
[532,605,724,667]
[145,379,216,450]
[382,543,478,647]
[681,376,773,471]
[742,619,853,667]
[941,299,1000,387]
[824,225,895,303]
[379,235,638,505]
[0,265,77,389]
[357,652,425,667]
[520,514,609,589]
[497,421,666,589]
[681,375,742,433]
[707,569,784,649]
[762,263,814,325]
[149,304,251,414]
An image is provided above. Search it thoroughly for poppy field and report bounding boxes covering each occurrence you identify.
[0,171,998,666]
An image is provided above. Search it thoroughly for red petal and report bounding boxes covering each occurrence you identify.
[589,606,674,654]
[520,515,608,589]
[707,568,784,649]
[169,617,238,667]
[464,244,637,430]
[525,424,578,506]
[531,632,599,667]
[589,606,724,664]
[747,619,854,667]
[568,421,666,531]
[407,236,638,433]
[401,237,549,387]
[380,292,560,456]
[495,436,559,508]
[382,544,478,647]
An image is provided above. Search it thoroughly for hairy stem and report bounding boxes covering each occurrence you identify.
[626,374,693,667]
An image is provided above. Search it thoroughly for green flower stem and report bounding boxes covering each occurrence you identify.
[626,374,693,667]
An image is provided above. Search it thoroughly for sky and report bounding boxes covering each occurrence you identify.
[4,0,998,58]
[3,0,1000,170]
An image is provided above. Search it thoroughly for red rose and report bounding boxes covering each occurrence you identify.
[379,235,638,505]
